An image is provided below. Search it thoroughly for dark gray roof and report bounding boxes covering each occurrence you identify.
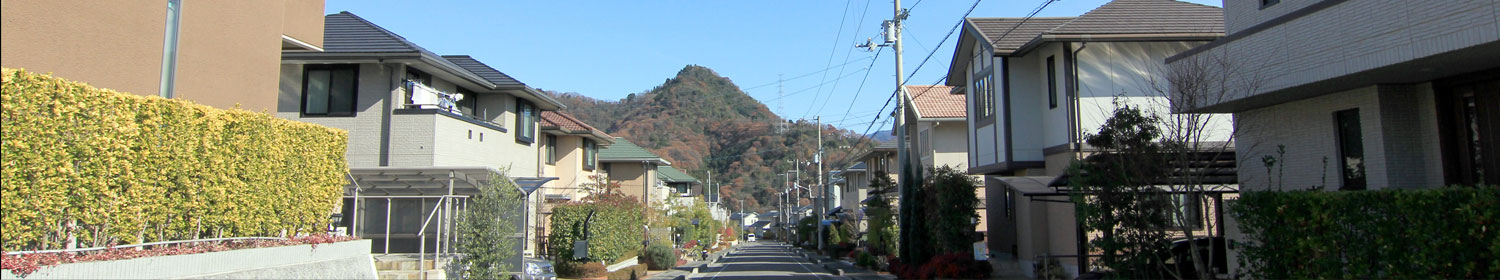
[873,140,897,151]
[322,11,432,54]
[442,55,524,88]
[969,0,1223,56]
[967,17,1074,55]
[1046,0,1224,35]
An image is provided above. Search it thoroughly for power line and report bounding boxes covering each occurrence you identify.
[805,0,878,119]
[762,68,871,103]
[988,0,1058,47]
[803,0,856,120]
[897,0,982,91]
[834,47,885,128]
[740,57,875,92]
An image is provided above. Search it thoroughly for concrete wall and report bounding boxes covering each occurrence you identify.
[1235,84,1445,191]
[1,0,324,112]
[2,240,375,279]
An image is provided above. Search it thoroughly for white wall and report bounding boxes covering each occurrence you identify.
[1075,41,1234,144]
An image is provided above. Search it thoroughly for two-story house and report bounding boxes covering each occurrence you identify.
[282,12,566,257]
[903,84,989,243]
[1166,0,1499,274]
[597,137,671,205]
[1167,1,1498,190]
[945,0,1235,276]
[657,165,703,205]
[3,0,326,111]
[537,110,613,257]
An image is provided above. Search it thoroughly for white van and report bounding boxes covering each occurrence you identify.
[746,233,757,242]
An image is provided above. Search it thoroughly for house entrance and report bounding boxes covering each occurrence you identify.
[1437,69,1499,185]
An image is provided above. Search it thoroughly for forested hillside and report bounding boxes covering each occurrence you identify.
[548,65,874,212]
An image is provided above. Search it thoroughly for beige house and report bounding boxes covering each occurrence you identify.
[2,0,326,111]
[945,0,1235,277]
[904,85,988,243]
[284,12,566,258]
[537,110,614,258]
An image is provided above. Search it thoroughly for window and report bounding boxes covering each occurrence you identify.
[405,67,431,86]
[1335,109,1366,190]
[973,69,995,118]
[302,64,358,116]
[515,100,537,143]
[1260,0,1280,9]
[1047,56,1058,109]
[457,87,478,118]
[545,135,558,165]
[1173,193,1203,229]
[583,139,598,171]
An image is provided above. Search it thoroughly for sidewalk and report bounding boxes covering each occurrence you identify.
[801,248,895,280]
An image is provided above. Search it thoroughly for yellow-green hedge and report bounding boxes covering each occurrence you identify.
[1,68,349,251]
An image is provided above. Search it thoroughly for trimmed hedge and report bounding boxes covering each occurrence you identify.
[547,194,647,264]
[1230,186,1499,279]
[1,68,348,251]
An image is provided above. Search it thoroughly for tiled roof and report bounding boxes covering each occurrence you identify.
[906,85,965,119]
[968,17,1074,55]
[442,55,524,88]
[1046,0,1224,35]
[540,111,612,143]
[598,137,668,164]
[322,12,431,54]
[656,166,700,184]
[969,0,1223,55]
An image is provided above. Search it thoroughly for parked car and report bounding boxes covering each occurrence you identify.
[747,233,757,242]
[514,257,557,280]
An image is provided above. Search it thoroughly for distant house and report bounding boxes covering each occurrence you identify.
[537,110,613,257]
[945,0,1235,276]
[657,165,705,207]
[597,137,672,205]
[280,12,566,258]
[2,0,326,111]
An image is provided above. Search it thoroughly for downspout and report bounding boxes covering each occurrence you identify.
[1070,41,1089,272]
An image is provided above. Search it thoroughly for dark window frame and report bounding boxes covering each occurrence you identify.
[1047,56,1058,109]
[1335,108,1367,190]
[515,100,537,144]
[545,134,558,165]
[301,64,359,117]
[583,139,598,171]
[1260,0,1280,9]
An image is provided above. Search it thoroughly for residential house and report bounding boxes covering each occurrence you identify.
[1168,0,1499,190]
[945,0,1235,276]
[657,165,704,206]
[903,84,988,243]
[537,110,614,257]
[2,0,326,111]
[837,141,899,236]
[281,12,567,257]
[597,137,671,205]
[1165,0,1499,275]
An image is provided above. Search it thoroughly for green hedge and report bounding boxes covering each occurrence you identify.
[547,196,647,264]
[1,68,348,251]
[1230,186,1499,279]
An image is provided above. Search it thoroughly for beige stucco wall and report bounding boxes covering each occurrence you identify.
[281,0,325,48]
[2,0,324,112]
[606,162,656,204]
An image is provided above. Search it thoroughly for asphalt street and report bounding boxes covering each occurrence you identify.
[650,241,847,280]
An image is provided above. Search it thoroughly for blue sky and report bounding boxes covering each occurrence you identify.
[327,0,1220,132]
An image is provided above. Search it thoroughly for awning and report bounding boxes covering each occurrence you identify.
[825,206,843,217]
[345,166,553,197]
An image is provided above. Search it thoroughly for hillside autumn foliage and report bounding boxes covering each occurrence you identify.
[550,65,871,213]
[1,68,348,251]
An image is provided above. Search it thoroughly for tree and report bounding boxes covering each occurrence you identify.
[863,174,898,256]
[1068,103,1177,278]
[448,173,526,279]
[923,166,981,255]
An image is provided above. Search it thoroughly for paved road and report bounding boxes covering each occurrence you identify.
[651,241,843,280]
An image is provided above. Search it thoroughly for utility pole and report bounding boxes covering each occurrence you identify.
[816,116,826,251]
[885,0,916,262]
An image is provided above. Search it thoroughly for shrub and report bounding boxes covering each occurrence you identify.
[580,262,608,278]
[1231,186,1499,279]
[855,251,877,269]
[446,174,525,279]
[643,243,677,270]
[1,68,348,251]
[546,187,647,264]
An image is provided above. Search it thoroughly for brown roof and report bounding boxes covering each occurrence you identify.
[969,0,1223,56]
[540,111,613,143]
[968,17,1074,55]
[1046,0,1224,35]
[905,85,965,119]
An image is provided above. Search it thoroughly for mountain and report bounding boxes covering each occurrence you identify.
[549,65,872,212]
